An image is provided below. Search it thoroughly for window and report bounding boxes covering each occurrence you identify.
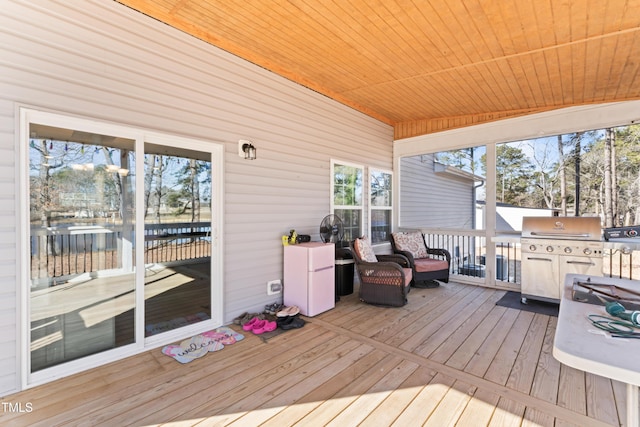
[331,160,363,241]
[370,169,392,244]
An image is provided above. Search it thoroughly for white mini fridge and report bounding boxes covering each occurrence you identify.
[283,242,335,316]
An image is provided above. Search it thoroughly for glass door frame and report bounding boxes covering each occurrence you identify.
[19,108,224,388]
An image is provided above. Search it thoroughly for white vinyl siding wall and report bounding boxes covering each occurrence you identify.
[0,0,393,396]
[0,99,19,398]
[399,155,475,229]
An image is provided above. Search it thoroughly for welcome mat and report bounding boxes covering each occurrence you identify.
[161,327,244,363]
[496,291,559,317]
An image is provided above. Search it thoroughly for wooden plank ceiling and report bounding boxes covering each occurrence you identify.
[116,0,640,139]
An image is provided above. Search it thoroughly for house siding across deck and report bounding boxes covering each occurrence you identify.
[0,0,393,396]
[399,154,475,229]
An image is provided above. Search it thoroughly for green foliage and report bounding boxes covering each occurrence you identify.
[333,164,363,206]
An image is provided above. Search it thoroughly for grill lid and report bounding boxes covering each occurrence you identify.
[521,216,602,241]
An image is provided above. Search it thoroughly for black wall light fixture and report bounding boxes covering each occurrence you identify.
[238,139,257,160]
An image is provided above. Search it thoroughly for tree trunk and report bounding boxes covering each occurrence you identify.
[190,159,200,223]
[574,133,582,216]
[143,155,157,219]
[154,156,164,223]
[557,135,567,216]
[611,131,618,226]
[603,128,613,227]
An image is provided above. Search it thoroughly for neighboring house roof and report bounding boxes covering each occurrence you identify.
[433,162,484,182]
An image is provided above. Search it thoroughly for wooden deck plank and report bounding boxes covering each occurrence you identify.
[521,315,561,427]
[456,388,501,426]
[423,380,475,426]
[123,332,353,426]
[463,307,521,378]
[258,348,390,427]
[391,286,487,351]
[2,280,623,427]
[505,313,549,394]
[410,287,496,357]
[585,373,620,426]
[444,303,508,371]
[324,359,420,426]
[358,365,436,426]
[389,372,457,426]
[483,310,535,385]
[611,379,628,427]
[293,354,406,426]
[42,326,333,427]
[367,282,471,343]
[206,339,370,426]
[530,316,561,403]
[488,397,526,426]
[428,290,505,364]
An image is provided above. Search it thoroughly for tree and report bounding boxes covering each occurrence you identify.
[436,148,479,174]
[603,128,614,227]
[172,159,208,221]
[482,145,535,205]
[557,135,567,216]
[573,132,583,216]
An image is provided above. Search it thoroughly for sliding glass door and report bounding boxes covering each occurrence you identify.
[28,124,137,373]
[23,109,222,383]
[143,145,213,337]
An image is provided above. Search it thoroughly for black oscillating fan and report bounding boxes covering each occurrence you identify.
[319,214,345,244]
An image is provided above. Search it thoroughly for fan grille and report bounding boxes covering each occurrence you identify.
[319,214,344,243]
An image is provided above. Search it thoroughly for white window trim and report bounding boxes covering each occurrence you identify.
[369,167,393,245]
[330,159,365,239]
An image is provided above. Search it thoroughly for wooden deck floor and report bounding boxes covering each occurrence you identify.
[1,281,626,426]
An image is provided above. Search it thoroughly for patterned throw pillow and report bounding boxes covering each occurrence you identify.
[355,237,378,263]
[392,232,428,259]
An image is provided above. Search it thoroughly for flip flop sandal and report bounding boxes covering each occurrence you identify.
[276,306,300,317]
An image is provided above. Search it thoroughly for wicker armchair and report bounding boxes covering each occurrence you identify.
[390,231,451,288]
[351,237,413,307]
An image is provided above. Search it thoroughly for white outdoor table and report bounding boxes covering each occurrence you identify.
[554,273,640,427]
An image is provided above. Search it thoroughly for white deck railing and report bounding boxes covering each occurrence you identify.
[405,228,640,290]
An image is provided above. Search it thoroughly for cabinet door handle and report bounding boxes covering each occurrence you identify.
[527,257,552,262]
[566,260,595,266]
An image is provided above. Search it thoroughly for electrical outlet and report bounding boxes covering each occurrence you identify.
[267,279,282,295]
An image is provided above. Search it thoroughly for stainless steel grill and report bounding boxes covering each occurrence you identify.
[521,217,604,303]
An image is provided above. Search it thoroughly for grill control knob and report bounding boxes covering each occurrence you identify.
[546,245,554,252]
[529,245,537,251]
[564,247,572,254]
[583,248,592,255]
